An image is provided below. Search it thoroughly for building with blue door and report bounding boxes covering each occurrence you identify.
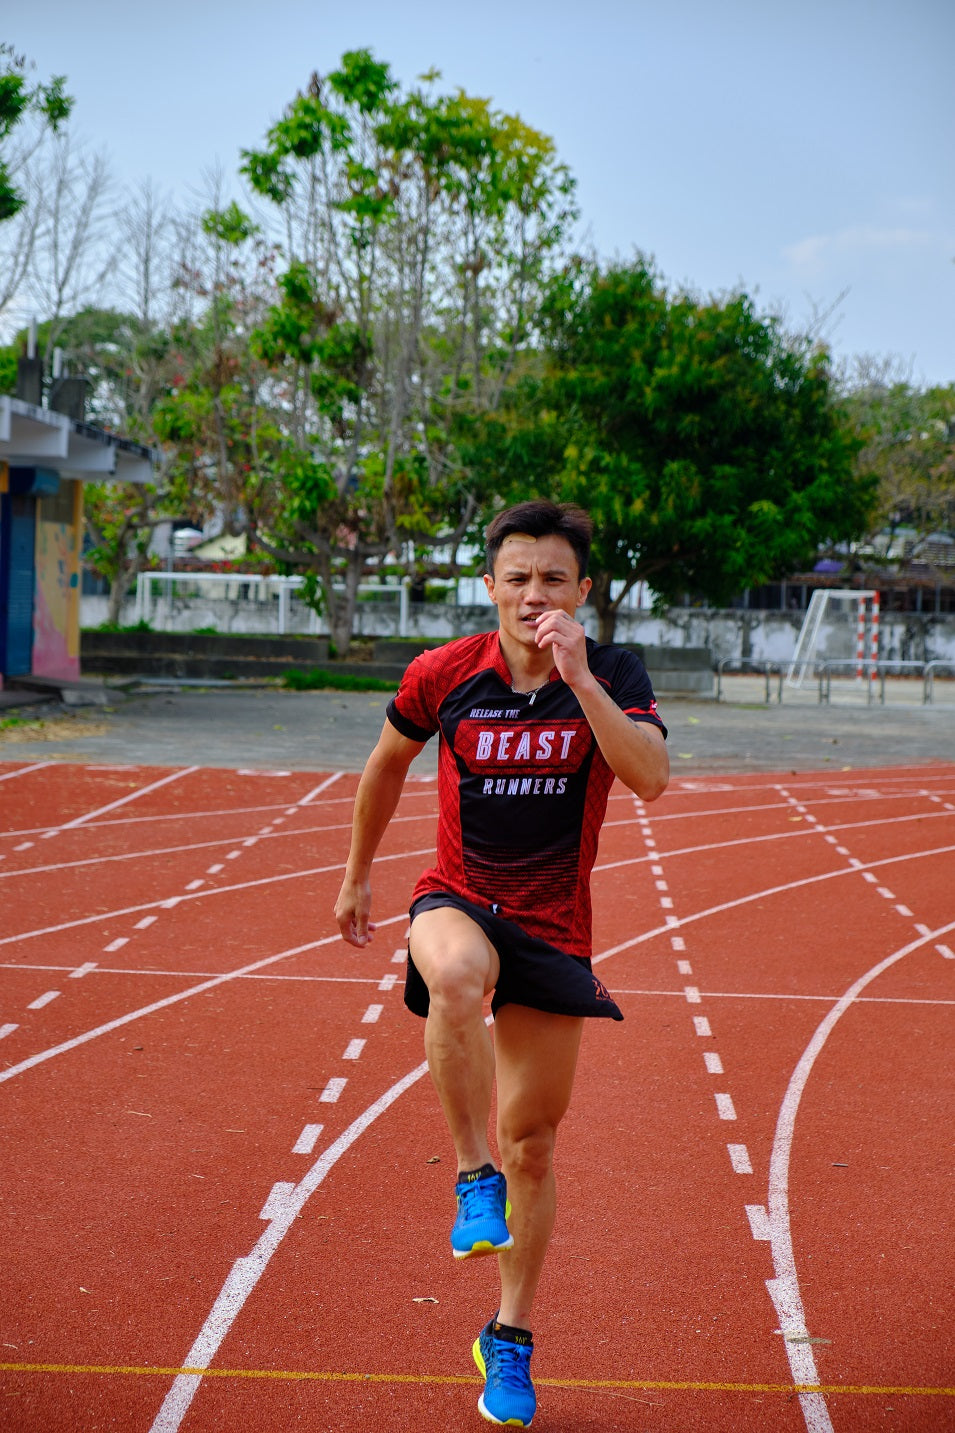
[0,395,156,691]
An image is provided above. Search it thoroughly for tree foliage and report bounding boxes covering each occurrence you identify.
[465,258,875,639]
[233,50,576,651]
[0,44,71,222]
[840,361,955,565]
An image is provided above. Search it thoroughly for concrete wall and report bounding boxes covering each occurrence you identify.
[81,592,955,669]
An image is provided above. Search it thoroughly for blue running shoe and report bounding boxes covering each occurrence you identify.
[451,1169,513,1259]
[473,1319,536,1427]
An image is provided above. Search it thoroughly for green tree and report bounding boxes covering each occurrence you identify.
[0,44,71,222]
[467,259,873,640]
[841,361,955,567]
[237,50,576,653]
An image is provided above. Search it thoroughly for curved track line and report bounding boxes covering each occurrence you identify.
[764,916,955,1433]
[591,841,955,964]
[0,917,407,1085]
[149,1056,431,1433]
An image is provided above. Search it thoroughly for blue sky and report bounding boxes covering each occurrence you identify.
[7,0,954,384]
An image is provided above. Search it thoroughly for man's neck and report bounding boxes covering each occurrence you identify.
[498,633,555,693]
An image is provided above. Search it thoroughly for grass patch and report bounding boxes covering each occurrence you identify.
[282,666,397,693]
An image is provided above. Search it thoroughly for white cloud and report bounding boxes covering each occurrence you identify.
[783,226,937,275]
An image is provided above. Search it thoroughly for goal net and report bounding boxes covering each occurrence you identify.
[786,590,880,688]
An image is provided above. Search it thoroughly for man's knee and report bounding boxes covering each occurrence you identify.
[499,1122,557,1185]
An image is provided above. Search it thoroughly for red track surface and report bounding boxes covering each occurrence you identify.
[0,757,952,1432]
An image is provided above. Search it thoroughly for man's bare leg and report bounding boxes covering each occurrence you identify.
[408,907,501,1172]
[493,1004,584,1330]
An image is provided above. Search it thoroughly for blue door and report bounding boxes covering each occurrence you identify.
[0,491,37,676]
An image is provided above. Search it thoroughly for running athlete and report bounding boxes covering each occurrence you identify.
[335,500,669,1426]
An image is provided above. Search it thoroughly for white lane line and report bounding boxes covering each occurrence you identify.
[292,1124,323,1155]
[361,1005,383,1024]
[258,1182,295,1221]
[0,848,435,947]
[342,1039,366,1060]
[27,991,60,1011]
[46,767,200,833]
[0,918,410,1087]
[715,1092,737,1120]
[746,1204,772,1240]
[69,962,97,979]
[693,1017,713,1037]
[297,773,344,806]
[704,1051,724,1075]
[763,915,955,1433]
[0,762,55,782]
[319,1078,348,1102]
[0,1023,19,1039]
[149,1054,429,1433]
[591,842,955,967]
[728,1144,753,1174]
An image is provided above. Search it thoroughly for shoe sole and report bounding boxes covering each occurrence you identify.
[472,1339,533,1427]
[452,1233,514,1260]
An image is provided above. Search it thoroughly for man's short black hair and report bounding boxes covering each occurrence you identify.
[485,501,593,579]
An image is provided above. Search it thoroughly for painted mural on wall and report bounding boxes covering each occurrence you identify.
[33,481,81,680]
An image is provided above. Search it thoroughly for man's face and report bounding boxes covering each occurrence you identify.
[484,533,591,651]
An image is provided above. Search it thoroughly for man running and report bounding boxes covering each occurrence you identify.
[335,500,669,1426]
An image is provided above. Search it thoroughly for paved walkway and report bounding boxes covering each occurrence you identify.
[1,677,951,774]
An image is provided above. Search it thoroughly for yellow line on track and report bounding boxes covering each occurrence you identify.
[0,1363,952,1398]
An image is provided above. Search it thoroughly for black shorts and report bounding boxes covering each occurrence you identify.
[405,890,623,1022]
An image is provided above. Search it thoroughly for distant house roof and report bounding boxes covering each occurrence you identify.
[0,395,157,484]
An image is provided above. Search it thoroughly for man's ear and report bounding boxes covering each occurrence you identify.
[576,575,592,607]
[483,571,498,605]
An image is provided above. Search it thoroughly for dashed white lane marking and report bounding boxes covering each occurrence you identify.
[391,948,406,964]
[378,973,399,991]
[292,1124,323,1155]
[149,1055,429,1433]
[0,919,410,1087]
[684,985,701,1004]
[693,1016,713,1037]
[206,864,224,875]
[704,1051,724,1074]
[361,1004,383,1024]
[746,1204,772,1240]
[0,1023,19,1039]
[342,1039,365,1061]
[877,886,895,899]
[319,1078,348,1103]
[26,991,60,1011]
[184,880,205,891]
[677,960,693,976]
[715,1092,737,1120]
[939,945,954,960]
[728,1144,753,1174]
[895,904,913,918]
[104,938,128,953]
[671,935,686,951]
[69,962,97,979]
[14,842,34,852]
[135,916,157,930]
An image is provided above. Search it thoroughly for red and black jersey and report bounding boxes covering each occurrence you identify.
[387,631,666,959]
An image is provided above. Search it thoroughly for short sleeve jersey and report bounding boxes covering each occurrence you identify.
[387,631,666,960]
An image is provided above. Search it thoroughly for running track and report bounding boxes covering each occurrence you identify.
[0,757,952,1432]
